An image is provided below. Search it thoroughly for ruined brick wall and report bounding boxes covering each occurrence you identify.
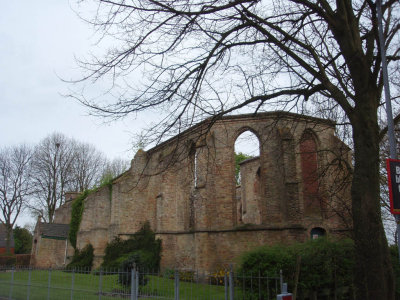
[239,157,262,225]
[43,112,351,272]
[53,200,73,224]
[76,186,112,268]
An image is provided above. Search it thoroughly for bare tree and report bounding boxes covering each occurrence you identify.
[70,1,400,298]
[69,142,107,191]
[99,157,130,184]
[29,132,121,222]
[30,133,75,223]
[0,145,33,253]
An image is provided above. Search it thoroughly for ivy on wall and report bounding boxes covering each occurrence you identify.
[69,190,90,249]
[68,180,114,249]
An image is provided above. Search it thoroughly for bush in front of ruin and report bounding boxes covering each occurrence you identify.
[101,221,161,286]
[66,243,94,271]
[238,237,355,299]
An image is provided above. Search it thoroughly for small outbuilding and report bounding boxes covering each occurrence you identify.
[31,219,73,268]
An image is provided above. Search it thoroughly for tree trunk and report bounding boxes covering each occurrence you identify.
[351,101,395,300]
[5,224,12,255]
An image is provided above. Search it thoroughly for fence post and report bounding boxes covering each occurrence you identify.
[229,265,234,300]
[27,267,32,300]
[8,267,14,300]
[224,272,228,300]
[280,269,283,293]
[98,269,103,300]
[174,270,179,300]
[71,269,75,300]
[130,269,134,300]
[131,269,138,300]
[136,269,139,299]
[47,268,52,300]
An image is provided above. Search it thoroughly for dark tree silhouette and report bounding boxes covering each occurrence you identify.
[69,1,400,298]
[29,133,111,222]
[0,145,33,253]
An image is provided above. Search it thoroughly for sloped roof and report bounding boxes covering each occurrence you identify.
[40,223,69,239]
[0,225,14,248]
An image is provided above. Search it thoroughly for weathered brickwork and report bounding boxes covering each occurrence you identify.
[33,112,352,271]
[76,187,112,267]
[239,157,262,224]
[31,221,74,268]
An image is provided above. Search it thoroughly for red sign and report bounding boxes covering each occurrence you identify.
[387,158,400,214]
[277,294,292,300]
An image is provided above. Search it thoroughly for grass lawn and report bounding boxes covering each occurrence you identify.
[0,269,129,300]
[141,275,227,299]
[0,270,232,299]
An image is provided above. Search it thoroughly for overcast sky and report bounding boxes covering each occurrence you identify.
[0,1,143,162]
[0,1,149,226]
[0,1,261,228]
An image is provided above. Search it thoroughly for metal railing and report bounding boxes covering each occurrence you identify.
[0,266,281,300]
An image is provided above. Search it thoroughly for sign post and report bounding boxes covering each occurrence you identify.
[386,159,400,214]
[377,0,400,260]
[277,283,293,300]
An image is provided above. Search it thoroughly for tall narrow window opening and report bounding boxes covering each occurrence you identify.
[194,149,199,188]
[300,131,320,214]
[234,131,260,185]
[234,130,261,224]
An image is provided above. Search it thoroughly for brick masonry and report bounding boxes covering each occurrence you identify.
[33,112,352,272]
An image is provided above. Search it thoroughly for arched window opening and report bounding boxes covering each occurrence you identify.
[310,227,326,239]
[235,131,260,185]
[235,130,261,224]
[300,132,320,214]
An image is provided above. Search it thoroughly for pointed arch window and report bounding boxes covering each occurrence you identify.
[300,131,320,213]
[234,130,261,224]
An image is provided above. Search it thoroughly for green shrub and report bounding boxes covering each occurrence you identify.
[292,238,354,299]
[101,221,161,272]
[13,226,32,254]
[118,251,154,287]
[238,238,355,299]
[67,243,94,270]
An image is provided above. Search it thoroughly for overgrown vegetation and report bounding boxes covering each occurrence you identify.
[68,190,89,249]
[66,243,94,270]
[102,221,161,284]
[68,180,113,249]
[239,238,355,299]
[13,226,32,254]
